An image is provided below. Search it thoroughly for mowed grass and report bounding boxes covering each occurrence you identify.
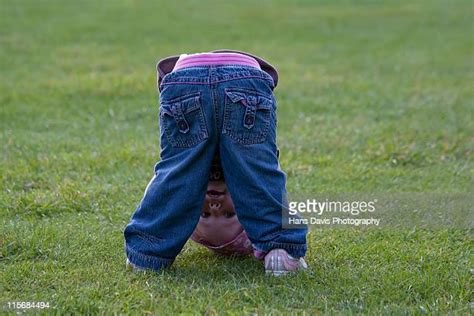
[1,0,472,314]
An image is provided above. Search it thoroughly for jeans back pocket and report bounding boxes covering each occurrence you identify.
[160,92,208,148]
[223,88,274,145]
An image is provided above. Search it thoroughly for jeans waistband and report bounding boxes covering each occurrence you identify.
[161,65,274,89]
[173,52,261,72]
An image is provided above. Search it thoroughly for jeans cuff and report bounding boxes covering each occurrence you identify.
[125,245,174,272]
[252,241,307,258]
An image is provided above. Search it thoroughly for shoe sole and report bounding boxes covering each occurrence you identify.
[264,249,308,276]
[265,270,292,276]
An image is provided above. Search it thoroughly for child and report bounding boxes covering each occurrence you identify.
[190,152,255,257]
[124,50,308,275]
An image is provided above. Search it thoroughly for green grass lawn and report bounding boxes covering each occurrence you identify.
[1,0,472,314]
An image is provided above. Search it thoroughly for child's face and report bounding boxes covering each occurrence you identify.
[194,180,243,246]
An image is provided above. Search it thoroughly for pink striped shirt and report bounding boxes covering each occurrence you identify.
[173,52,261,72]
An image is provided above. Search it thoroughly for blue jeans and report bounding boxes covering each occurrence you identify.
[124,65,308,271]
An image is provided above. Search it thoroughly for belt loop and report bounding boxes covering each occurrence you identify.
[209,65,217,88]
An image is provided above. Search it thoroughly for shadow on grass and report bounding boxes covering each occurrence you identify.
[127,246,321,292]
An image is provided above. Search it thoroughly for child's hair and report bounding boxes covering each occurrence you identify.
[209,152,224,182]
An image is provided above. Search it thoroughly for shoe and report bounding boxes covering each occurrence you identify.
[264,249,308,276]
[126,259,147,273]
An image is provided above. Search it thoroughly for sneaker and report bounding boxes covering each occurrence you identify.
[264,249,308,276]
[126,259,147,273]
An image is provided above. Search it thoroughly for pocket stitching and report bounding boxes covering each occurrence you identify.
[222,88,273,145]
[159,92,208,148]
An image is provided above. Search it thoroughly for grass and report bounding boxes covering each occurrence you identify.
[1,0,472,314]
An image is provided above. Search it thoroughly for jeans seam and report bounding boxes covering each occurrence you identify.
[125,244,174,267]
[211,83,219,140]
[267,241,306,250]
[252,241,307,258]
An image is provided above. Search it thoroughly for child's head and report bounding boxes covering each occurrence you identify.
[190,154,253,256]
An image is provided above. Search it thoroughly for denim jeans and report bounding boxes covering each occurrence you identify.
[124,65,308,271]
